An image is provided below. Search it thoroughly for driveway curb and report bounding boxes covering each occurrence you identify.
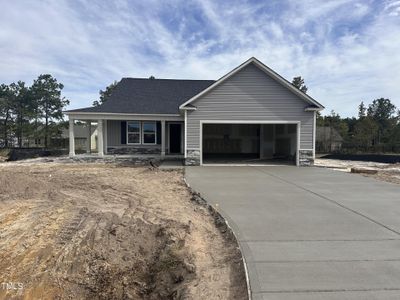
[183,176,252,300]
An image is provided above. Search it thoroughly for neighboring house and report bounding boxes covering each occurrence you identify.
[316,126,344,153]
[23,130,47,148]
[27,137,45,148]
[65,57,324,166]
[20,124,97,151]
[60,125,98,152]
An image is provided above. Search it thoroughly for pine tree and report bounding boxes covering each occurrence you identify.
[291,76,308,93]
[31,74,69,148]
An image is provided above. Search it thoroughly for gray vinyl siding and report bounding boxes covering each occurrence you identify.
[107,120,121,146]
[186,63,314,150]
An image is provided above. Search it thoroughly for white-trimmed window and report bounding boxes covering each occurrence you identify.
[142,121,156,144]
[127,121,141,144]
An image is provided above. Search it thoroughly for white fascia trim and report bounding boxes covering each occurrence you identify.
[179,57,324,110]
[65,112,184,121]
[200,120,301,124]
[180,106,197,111]
[305,107,324,112]
[106,145,160,148]
[65,112,181,117]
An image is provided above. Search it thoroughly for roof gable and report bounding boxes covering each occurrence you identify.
[180,57,324,110]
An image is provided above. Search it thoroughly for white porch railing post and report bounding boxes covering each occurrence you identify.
[161,120,166,157]
[69,118,75,157]
[97,119,104,156]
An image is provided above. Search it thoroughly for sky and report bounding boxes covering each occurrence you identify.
[1,0,400,117]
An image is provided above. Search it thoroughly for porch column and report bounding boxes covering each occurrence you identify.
[97,119,104,156]
[259,124,264,159]
[272,124,276,154]
[161,120,166,157]
[86,121,91,154]
[104,119,108,154]
[69,118,75,157]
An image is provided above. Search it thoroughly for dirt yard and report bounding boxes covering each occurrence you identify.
[315,158,400,185]
[0,161,247,299]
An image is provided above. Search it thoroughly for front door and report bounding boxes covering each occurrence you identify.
[169,124,181,153]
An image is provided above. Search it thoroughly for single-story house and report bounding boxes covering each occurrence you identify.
[60,124,98,152]
[316,126,344,153]
[14,124,97,151]
[65,57,324,166]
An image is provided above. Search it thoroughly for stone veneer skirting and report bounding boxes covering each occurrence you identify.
[185,150,200,166]
[107,146,161,155]
[106,147,313,166]
[184,149,313,166]
[299,150,314,166]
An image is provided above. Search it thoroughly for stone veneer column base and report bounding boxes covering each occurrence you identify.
[299,150,314,166]
[185,150,200,166]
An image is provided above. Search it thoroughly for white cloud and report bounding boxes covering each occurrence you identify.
[385,0,400,15]
[0,0,399,117]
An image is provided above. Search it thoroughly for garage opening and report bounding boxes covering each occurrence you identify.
[202,123,297,165]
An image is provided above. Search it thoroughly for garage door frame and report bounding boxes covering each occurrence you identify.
[199,120,301,166]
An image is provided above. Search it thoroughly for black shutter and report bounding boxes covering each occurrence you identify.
[156,121,161,145]
[121,121,127,144]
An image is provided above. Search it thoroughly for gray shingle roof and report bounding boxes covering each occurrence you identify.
[67,78,215,114]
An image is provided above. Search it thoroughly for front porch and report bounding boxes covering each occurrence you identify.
[67,114,185,158]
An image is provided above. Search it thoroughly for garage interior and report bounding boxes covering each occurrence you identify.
[202,123,297,164]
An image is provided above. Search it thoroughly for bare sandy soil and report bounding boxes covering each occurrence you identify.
[315,158,400,185]
[0,161,247,299]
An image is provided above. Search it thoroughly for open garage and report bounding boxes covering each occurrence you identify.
[201,122,299,165]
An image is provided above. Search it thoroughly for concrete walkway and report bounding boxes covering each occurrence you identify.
[185,166,400,299]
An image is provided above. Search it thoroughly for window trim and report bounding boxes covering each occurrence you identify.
[126,121,157,145]
[142,121,157,145]
[126,121,141,145]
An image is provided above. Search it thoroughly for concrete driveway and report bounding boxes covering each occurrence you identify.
[185,166,400,299]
